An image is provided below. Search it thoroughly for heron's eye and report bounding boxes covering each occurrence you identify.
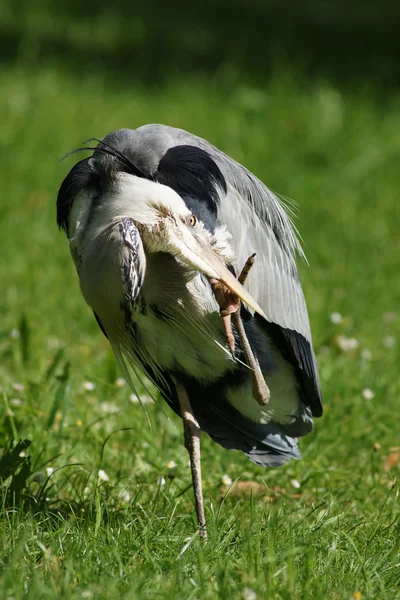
[186,214,197,227]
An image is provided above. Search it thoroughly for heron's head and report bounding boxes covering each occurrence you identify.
[57,133,265,317]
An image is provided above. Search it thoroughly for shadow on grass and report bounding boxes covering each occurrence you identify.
[1,0,400,88]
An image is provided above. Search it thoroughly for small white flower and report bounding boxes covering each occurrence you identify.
[81,591,94,599]
[362,388,374,400]
[382,335,396,348]
[19,451,26,457]
[12,383,25,392]
[141,395,153,404]
[336,335,359,352]
[119,489,131,503]
[98,469,110,482]
[129,393,153,405]
[100,402,120,414]
[290,478,301,489]
[346,337,359,351]
[361,348,372,360]
[330,312,342,324]
[242,588,257,600]
[221,474,233,486]
[115,377,126,388]
[83,486,90,495]
[10,398,22,406]
[83,381,96,392]
[383,312,397,323]
[46,467,54,477]
[10,328,20,339]
[47,337,62,349]
[167,460,177,469]
[157,476,166,486]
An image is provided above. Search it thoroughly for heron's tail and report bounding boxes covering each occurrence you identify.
[203,422,301,467]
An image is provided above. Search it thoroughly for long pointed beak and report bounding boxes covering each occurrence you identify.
[168,224,267,320]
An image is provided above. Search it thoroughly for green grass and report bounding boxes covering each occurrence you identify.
[0,60,399,599]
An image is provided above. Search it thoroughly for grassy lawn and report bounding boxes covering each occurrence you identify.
[0,56,399,598]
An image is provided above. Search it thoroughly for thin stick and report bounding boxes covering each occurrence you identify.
[174,380,207,539]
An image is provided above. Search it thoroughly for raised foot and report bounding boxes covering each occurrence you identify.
[210,254,270,406]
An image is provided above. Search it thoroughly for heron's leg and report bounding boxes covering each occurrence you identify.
[232,311,270,405]
[235,257,269,404]
[174,380,207,539]
[210,254,270,406]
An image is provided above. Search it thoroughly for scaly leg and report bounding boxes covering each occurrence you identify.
[210,254,270,406]
[174,380,207,539]
[232,310,270,405]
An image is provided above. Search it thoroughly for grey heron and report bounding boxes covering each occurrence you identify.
[57,124,322,538]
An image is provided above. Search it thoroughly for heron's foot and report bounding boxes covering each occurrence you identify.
[209,279,241,316]
[209,278,239,354]
[209,252,257,355]
[210,254,270,406]
[209,253,257,316]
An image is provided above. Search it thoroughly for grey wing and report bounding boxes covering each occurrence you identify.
[207,143,323,418]
[208,148,323,418]
[104,124,323,417]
